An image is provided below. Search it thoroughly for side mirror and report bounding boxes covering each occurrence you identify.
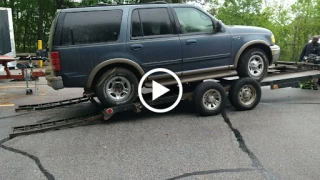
[218,20,222,30]
[214,20,222,32]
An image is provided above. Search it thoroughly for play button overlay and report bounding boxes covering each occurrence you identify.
[138,68,183,113]
[152,80,170,100]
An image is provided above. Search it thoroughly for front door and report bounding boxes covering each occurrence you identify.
[126,7,182,77]
[172,7,232,73]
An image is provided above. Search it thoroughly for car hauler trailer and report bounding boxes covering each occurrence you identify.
[8,61,320,138]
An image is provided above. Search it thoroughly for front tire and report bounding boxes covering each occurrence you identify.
[95,67,138,107]
[237,48,269,82]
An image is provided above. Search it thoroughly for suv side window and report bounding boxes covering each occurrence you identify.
[131,9,142,37]
[173,7,213,34]
[61,10,122,45]
[131,8,173,38]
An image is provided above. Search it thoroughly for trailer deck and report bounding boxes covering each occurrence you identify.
[7,61,320,138]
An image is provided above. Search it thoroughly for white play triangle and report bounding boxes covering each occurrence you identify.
[152,80,170,101]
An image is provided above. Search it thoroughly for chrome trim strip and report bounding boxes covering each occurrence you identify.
[182,65,232,76]
[142,59,182,67]
[127,37,180,44]
[184,53,230,63]
[147,65,234,80]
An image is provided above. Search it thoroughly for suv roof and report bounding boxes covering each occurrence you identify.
[60,2,194,12]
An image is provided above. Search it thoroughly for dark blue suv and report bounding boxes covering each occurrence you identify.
[45,2,280,107]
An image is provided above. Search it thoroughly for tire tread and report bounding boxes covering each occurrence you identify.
[95,67,138,107]
[193,82,226,116]
[228,78,261,111]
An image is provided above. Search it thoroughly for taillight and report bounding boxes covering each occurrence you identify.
[50,51,61,71]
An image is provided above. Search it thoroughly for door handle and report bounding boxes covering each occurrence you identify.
[131,44,143,50]
[233,36,241,40]
[186,39,197,45]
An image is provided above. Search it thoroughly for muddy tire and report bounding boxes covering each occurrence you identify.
[95,68,138,107]
[237,48,269,82]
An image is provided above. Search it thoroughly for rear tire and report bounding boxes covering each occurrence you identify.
[237,48,269,82]
[95,67,138,107]
[228,78,261,111]
[193,82,226,116]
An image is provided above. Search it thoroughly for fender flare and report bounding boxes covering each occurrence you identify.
[234,40,271,68]
[86,58,145,89]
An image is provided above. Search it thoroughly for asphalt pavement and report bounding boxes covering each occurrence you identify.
[0,78,320,180]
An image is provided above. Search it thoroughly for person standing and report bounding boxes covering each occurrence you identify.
[299,36,320,62]
[299,36,320,90]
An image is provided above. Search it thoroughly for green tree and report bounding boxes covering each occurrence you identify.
[289,0,320,61]
[213,0,263,26]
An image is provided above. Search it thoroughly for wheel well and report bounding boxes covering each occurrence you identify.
[240,43,273,65]
[91,63,142,91]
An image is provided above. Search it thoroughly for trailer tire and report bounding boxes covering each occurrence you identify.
[228,78,261,111]
[237,48,269,82]
[193,82,226,116]
[95,67,138,107]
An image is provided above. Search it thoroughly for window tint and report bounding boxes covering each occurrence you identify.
[174,8,213,34]
[135,8,173,37]
[131,10,142,37]
[61,10,122,45]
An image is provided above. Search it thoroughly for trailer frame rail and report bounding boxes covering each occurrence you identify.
[9,112,103,138]
[15,96,90,111]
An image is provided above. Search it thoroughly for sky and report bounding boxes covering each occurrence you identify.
[188,0,298,11]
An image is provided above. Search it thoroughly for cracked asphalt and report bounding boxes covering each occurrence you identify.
[0,77,320,180]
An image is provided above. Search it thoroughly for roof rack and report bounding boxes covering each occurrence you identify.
[95,1,167,6]
[96,2,117,6]
[147,1,168,4]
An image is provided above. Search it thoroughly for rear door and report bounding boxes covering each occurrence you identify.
[55,9,124,87]
[126,7,182,77]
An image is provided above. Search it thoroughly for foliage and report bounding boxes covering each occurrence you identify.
[1,0,320,61]
[210,0,320,61]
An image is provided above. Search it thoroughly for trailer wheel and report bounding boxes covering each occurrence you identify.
[95,67,138,107]
[228,78,261,111]
[193,82,226,116]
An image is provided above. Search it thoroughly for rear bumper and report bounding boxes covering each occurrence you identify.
[45,69,64,90]
[270,45,280,64]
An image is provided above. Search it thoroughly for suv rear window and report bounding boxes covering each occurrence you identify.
[61,10,122,45]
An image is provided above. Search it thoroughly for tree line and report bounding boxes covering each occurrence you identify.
[1,0,319,61]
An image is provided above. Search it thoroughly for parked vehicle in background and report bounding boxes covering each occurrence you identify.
[45,2,280,107]
[0,7,17,71]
